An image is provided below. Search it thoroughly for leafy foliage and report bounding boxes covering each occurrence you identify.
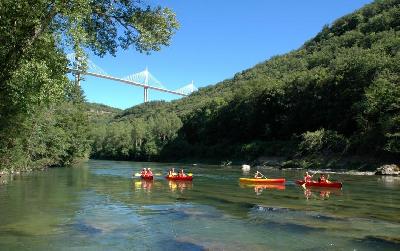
[0,0,179,171]
[298,129,349,155]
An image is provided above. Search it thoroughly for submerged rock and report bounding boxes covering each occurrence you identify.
[375,164,400,176]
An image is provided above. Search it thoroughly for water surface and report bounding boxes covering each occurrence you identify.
[0,160,399,250]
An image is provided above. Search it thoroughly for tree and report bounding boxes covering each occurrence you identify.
[131,118,147,148]
[0,0,179,82]
[0,0,179,170]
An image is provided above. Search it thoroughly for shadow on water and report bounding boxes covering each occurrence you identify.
[195,194,256,217]
[145,207,190,221]
[266,221,324,234]
[0,229,35,237]
[353,235,400,251]
[199,195,254,209]
[65,219,103,235]
[156,239,206,251]
[252,205,346,221]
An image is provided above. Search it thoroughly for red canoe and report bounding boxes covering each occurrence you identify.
[141,174,153,180]
[165,175,193,181]
[296,180,342,188]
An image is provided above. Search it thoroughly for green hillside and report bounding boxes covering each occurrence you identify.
[89,0,400,168]
[86,102,122,124]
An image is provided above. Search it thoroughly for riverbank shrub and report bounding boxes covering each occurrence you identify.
[299,129,349,155]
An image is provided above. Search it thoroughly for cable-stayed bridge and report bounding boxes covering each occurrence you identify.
[67,53,198,103]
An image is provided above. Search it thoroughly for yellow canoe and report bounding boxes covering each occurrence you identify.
[239,178,285,184]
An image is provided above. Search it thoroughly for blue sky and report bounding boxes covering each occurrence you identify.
[80,0,373,109]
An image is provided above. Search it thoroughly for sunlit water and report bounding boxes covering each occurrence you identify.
[0,160,399,250]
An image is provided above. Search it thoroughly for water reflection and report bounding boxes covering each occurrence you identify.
[302,187,342,200]
[133,179,154,192]
[242,170,250,175]
[0,176,8,185]
[168,180,193,193]
[240,183,285,195]
[378,176,400,188]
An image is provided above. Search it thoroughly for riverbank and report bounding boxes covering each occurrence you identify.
[0,168,32,177]
[170,154,399,176]
[0,158,88,183]
[2,155,398,181]
[250,155,399,176]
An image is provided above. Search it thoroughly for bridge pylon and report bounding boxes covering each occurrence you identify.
[144,87,149,103]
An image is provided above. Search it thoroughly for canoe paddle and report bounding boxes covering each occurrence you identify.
[133,172,163,177]
[302,171,317,188]
[254,171,266,179]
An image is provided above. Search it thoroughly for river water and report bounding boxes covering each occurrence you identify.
[0,160,399,250]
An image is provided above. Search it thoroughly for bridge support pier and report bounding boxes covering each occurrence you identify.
[144,87,149,103]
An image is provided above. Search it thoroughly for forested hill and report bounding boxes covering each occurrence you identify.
[86,103,121,124]
[90,0,400,167]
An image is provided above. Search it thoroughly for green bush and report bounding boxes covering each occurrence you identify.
[299,129,349,155]
[241,141,266,159]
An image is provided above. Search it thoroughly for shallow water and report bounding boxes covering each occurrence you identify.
[0,160,399,250]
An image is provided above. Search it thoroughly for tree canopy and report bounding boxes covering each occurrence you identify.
[0,0,179,171]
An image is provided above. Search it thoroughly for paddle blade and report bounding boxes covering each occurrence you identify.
[188,173,193,176]
[134,173,141,177]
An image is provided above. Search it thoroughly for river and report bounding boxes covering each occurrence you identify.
[0,160,399,250]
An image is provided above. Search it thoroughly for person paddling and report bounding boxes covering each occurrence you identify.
[319,173,331,183]
[254,171,264,179]
[178,169,186,177]
[304,171,314,182]
[146,168,153,176]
